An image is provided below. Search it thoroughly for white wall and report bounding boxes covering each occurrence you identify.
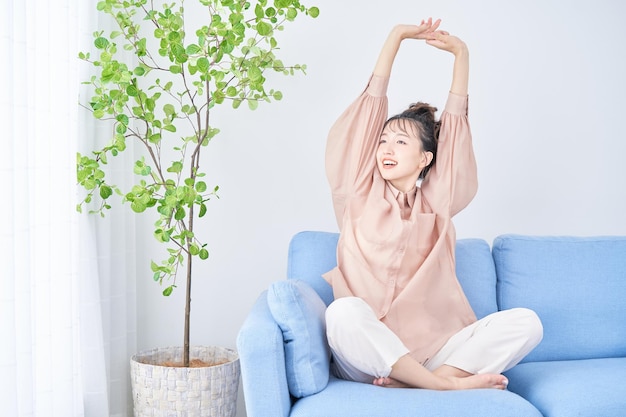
[135,1,626,415]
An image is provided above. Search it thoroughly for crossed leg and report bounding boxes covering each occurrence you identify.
[326,298,541,391]
[372,355,508,390]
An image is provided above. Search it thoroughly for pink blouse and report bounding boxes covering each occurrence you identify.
[323,74,479,364]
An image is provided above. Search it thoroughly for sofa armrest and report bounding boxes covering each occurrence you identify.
[236,291,291,417]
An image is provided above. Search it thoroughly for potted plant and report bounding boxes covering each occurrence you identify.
[77,0,319,415]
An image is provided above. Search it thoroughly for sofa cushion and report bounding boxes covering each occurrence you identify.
[493,234,626,362]
[267,279,331,398]
[504,357,626,417]
[287,231,338,306]
[291,376,542,417]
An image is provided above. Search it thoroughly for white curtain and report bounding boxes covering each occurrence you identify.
[1,1,136,416]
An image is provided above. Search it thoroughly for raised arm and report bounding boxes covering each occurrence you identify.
[421,34,476,216]
[426,31,469,96]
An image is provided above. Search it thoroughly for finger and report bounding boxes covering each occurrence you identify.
[430,31,448,41]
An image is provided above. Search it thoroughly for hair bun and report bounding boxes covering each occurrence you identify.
[404,102,437,120]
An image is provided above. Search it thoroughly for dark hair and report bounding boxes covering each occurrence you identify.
[383,102,441,180]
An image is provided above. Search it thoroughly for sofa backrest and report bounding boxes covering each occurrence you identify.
[492,234,626,363]
[286,231,499,319]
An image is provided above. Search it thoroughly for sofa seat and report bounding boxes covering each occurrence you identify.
[291,376,542,417]
[504,357,626,417]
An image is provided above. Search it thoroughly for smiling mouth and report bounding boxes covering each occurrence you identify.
[382,159,397,167]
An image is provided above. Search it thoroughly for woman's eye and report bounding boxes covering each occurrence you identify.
[397,140,406,145]
[379,139,387,144]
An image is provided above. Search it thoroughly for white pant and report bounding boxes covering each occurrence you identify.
[325,297,543,383]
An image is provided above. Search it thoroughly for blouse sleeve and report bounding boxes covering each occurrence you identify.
[325,74,389,229]
[421,92,478,217]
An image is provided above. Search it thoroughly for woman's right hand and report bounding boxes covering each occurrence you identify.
[392,18,441,41]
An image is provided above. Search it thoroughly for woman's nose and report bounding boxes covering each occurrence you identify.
[380,143,392,154]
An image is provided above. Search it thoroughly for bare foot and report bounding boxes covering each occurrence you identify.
[373,373,508,390]
[373,376,410,388]
[449,373,508,390]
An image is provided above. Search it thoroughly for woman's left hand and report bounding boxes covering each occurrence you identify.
[426,31,468,57]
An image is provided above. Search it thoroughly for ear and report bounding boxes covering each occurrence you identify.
[421,151,434,168]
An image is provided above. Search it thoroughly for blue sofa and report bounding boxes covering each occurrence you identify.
[237,232,626,417]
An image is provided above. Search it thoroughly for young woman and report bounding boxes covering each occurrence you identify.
[323,19,543,390]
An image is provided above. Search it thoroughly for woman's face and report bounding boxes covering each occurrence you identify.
[376,119,432,192]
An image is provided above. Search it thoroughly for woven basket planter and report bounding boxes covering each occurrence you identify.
[130,346,240,417]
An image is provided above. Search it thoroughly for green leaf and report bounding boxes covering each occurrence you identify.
[195,181,207,192]
[126,85,139,97]
[83,179,97,190]
[116,114,129,125]
[154,228,171,242]
[172,44,188,63]
[163,286,174,296]
[256,21,272,36]
[115,123,127,134]
[167,161,183,173]
[197,57,209,73]
[94,37,110,50]
[174,207,186,220]
[131,200,147,213]
[254,4,265,19]
[186,44,202,55]
[248,99,259,110]
[134,160,151,176]
[199,249,209,260]
[308,7,320,18]
[99,185,113,199]
[248,65,262,81]
[163,103,176,116]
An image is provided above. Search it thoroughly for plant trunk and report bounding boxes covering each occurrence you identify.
[184,232,192,367]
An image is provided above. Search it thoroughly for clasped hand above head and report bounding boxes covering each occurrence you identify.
[393,18,441,41]
[392,18,467,57]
